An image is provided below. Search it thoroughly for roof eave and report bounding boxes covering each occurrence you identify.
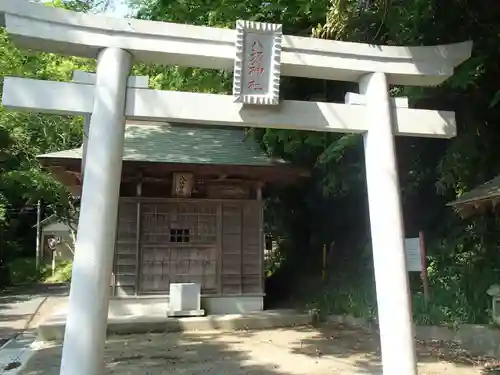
[39,158,308,184]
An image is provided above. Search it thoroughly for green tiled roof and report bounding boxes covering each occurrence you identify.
[38,122,286,167]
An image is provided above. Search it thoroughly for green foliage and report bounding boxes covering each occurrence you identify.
[6,258,50,285]
[44,261,73,284]
[130,0,330,33]
[292,240,494,326]
[6,257,72,286]
[47,0,108,12]
[7,258,39,285]
[0,4,93,281]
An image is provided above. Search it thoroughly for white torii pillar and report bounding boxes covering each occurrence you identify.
[361,72,417,374]
[59,48,131,375]
[0,2,472,375]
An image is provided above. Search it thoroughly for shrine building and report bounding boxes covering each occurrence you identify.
[37,121,304,314]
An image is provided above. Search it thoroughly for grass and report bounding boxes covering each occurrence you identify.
[292,270,493,326]
[7,257,72,285]
[7,258,46,285]
[44,261,72,283]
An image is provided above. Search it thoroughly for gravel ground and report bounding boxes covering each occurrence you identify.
[18,322,497,375]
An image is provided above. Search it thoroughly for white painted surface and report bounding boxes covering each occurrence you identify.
[202,296,264,315]
[51,297,170,318]
[72,70,149,88]
[0,0,471,86]
[81,114,90,180]
[71,71,149,180]
[233,20,282,105]
[345,92,409,108]
[2,78,94,115]
[45,296,263,320]
[59,48,131,375]
[404,237,422,272]
[361,72,417,375]
[168,283,202,315]
[2,77,457,138]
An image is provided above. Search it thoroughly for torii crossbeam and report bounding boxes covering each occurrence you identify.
[0,2,472,375]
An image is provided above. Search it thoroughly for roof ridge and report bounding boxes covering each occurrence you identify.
[38,124,287,167]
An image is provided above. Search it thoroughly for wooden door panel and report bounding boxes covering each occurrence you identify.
[139,201,219,294]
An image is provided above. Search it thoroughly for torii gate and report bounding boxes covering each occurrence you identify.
[0,2,471,375]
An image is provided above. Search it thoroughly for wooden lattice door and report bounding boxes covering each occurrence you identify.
[139,201,219,294]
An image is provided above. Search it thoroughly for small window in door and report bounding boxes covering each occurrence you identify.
[169,229,190,243]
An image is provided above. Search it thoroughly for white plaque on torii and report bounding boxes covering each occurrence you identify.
[232,20,282,105]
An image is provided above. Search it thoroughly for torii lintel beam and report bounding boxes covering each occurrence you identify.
[0,0,471,87]
[2,77,456,139]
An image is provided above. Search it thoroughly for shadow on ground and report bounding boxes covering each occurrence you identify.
[21,333,302,375]
[18,321,494,375]
[0,296,33,307]
[284,323,495,374]
[0,283,69,343]
[1,284,69,298]
[0,313,32,323]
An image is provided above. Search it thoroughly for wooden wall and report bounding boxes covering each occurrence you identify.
[113,198,263,297]
[220,202,262,295]
[114,200,138,296]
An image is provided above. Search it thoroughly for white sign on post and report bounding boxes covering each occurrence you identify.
[404,237,422,272]
[233,20,282,105]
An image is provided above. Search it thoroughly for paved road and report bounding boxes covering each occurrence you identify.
[0,284,69,346]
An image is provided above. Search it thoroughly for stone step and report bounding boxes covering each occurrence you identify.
[38,310,312,342]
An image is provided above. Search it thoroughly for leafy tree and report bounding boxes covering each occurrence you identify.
[45,0,109,12]
[0,1,95,283]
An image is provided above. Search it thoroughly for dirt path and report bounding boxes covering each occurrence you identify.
[0,295,46,346]
[0,284,68,346]
[18,323,495,375]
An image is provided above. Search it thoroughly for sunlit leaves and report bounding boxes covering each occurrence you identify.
[136,65,232,94]
[0,24,89,254]
[316,134,360,166]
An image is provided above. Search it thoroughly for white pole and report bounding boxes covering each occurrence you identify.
[35,199,41,272]
[361,72,417,375]
[59,47,131,375]
[73,69,91,183]
[81,114,91,182]
[52,250,56,277]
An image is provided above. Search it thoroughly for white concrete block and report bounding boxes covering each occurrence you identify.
[168,283,204,317]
